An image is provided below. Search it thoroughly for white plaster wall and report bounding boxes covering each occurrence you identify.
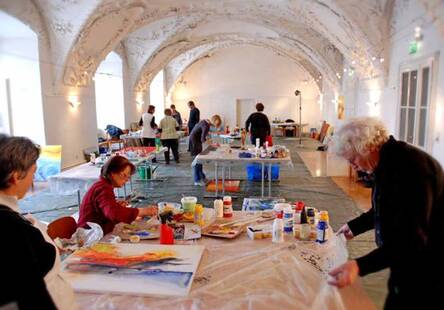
[171,46,321,130]
[381,0,444,165]
[0,37,46,145]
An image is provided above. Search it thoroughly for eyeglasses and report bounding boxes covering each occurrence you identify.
[119,172,131,180]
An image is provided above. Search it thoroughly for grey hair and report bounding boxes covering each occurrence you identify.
[0,134,40,189]
[333,117,389,157]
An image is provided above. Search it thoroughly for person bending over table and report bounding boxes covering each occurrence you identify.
[329,117,444,309]
[0,134,76,310]
[190,115,222,186]
[77,155,157,234]
[245,102,270,147]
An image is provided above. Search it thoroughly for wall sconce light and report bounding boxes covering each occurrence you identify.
[414,26,423,41]
[68,95,80,108]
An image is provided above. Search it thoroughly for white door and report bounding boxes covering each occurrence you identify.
[236,98,256,129]
[398,58,434,150]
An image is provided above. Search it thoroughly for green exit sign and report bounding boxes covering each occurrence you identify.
[409,41,418,54]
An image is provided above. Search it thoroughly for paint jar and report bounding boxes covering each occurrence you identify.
[194,204,204,227]
[293,223,301,239]
[300,223,311,240]
[181,196,197,214]
[214,199,224,218]
[223,196,233,218]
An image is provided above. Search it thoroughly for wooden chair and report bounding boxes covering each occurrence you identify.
[47,216,77,240]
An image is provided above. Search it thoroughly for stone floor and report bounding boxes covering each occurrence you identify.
[20,137,388,309]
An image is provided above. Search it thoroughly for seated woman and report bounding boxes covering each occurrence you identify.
[77,155,157,234]
[189,115,222,186]
[0,134,76,309]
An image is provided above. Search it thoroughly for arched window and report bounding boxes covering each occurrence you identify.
[149,70,165,123]
[0,11,45,145]
[94,51,125,130]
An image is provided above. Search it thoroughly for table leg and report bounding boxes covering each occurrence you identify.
[228,165,232,179]
[222,165,225,195]
[268,163,272,197]
[215,162,219,197]
[261,162,265,197]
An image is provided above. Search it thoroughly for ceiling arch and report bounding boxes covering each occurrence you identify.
[0,0,50,42]
[163,42,325,102]
[60,0,391,88]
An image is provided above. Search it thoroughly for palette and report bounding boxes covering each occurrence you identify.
[114,219,160,240]
[201,222,243,239]
[201,214,268,239]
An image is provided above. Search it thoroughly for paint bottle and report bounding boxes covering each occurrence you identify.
[272,204,284,243]
[214,199,224,218]
[299,203,307,224]
[316,220,328,243]
[283,206,294,233]
[90,152,96,164]
[255,138,260,148]
[223,196,233,218]
[241,129,246,147]
[306,208,315,226]
[159,211,174,244]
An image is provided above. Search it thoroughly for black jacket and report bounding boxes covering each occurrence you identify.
[245,112,270,139]
[348,136,444,295]
[0,205,56,309]
[188,107,200,131]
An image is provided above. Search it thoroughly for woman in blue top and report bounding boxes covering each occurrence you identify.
[189,115,222,186]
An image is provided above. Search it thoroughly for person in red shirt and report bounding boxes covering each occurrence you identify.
[77,156,156,234]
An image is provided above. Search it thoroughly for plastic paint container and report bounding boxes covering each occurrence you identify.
[283,206,294,233]
[223,196,233,218]
[316,220,328,243]
[300,224,311,240]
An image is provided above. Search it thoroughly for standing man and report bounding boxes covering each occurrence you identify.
[170,104,183,128]
[187,101,200,134]
[245,102,271,147]
[187,101,200,151]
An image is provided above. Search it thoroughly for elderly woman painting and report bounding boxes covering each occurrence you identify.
[0,134,76,309]
[329,117,444,309]
[77,155,157,234]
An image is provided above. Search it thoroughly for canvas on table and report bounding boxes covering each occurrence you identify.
[61,243,205,297]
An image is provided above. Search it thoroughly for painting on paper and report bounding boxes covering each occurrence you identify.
[34,145,62,181]
[242,198,285,211]
[61,243,204,297]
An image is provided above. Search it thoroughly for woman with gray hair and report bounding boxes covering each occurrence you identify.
[329,117,444,309]
[0,134,76,309]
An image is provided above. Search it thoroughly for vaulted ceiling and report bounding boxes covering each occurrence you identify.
[1,0,397,94]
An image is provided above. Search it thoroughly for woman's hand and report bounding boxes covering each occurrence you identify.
[328,260,360,288]
[336,223,354,240]
[138,206,158,217]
